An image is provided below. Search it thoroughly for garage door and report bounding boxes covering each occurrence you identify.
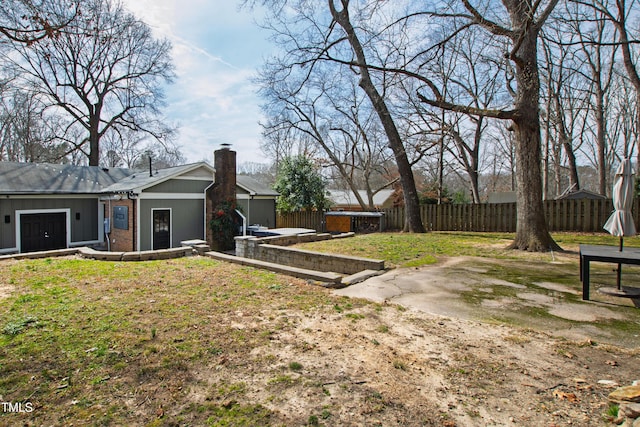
[20,212,67,253]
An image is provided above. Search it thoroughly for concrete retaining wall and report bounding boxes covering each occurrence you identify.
[0,246,193,262]
[235,233,384,275]
[80,246,192,261]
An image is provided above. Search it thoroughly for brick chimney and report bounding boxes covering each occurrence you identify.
[206,145,237,248]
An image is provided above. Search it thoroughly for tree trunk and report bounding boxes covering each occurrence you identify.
[506,11,560,251]
[594,85,607,196]
[329,0,425,232]
[550,83,580,193]
[562,135,580,191]
[469,120,481,203]
[88,105,100,166]
[614,0,640,174]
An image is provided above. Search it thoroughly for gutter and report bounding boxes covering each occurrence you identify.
[203,180,215,241]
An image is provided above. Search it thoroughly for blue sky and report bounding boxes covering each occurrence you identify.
[121,1,273,165]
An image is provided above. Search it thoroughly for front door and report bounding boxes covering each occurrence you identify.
[152,209,170,250]
[20,212,67,253]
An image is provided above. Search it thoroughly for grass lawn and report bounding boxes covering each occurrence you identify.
[0,232,638,425]
[0,257,353,426]
[294,231,640,268]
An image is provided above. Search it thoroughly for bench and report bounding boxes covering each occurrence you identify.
[579,244,640,300]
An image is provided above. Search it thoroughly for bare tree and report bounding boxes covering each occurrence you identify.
[297,0,560,248]
[327,0,425,231]
[412,0,561,250]
[0,85,66,162]
[404,27,504,204]
[565,2,618,195]
[608,71,639,159]
[484,123,518,195]
[249,0,425,231]
[0,0,79,44]
[539,18,592,197]
[2,0,175,166]
[566,0,640,169]
[605,0,640,165]
[258,56,398,210]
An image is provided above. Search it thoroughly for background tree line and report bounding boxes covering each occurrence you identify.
[0,0,182,167]
[244,0,640,251]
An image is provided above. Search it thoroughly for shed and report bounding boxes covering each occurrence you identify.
[556,188,606,200]
[325,211,385,233]
[487,191,517,204]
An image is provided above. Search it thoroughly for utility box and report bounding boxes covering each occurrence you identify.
[113,206,129,230]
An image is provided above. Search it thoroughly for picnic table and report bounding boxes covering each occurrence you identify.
[579,244,640,300]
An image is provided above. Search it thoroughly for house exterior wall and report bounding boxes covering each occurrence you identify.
[237,198,276,228]
[105,199,136,252]
[144,179,211,194]
[139,198,204,251]
[236,199,249,224]
[0,196,100,253]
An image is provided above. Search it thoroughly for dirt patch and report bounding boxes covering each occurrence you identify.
[211,305,640,426]
[321,256,640,425]
[547,303,627,322]
[0,284,14,300]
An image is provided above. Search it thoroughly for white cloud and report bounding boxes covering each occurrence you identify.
[121,0,272,165]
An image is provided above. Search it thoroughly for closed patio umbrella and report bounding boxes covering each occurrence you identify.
[603,158,636,290]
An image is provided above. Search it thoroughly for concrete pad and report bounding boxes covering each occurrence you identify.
[342,269,385,286]
[533,281,581,295]
[333,256,640,347]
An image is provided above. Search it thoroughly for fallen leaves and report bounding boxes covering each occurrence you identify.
[553,389,579,403]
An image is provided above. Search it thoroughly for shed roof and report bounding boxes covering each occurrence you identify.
[327,189,394,207]
[556,188,606,200]
[0,161,133,195]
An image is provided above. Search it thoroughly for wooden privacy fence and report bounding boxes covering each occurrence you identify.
[276,210,325,231]
[277,199,640,233]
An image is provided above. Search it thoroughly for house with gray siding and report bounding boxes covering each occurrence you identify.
[0,148,279,254]
[100,162,216,252]
[0,162,131,253]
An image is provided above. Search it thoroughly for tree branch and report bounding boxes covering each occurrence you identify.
[416,91,515,120]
